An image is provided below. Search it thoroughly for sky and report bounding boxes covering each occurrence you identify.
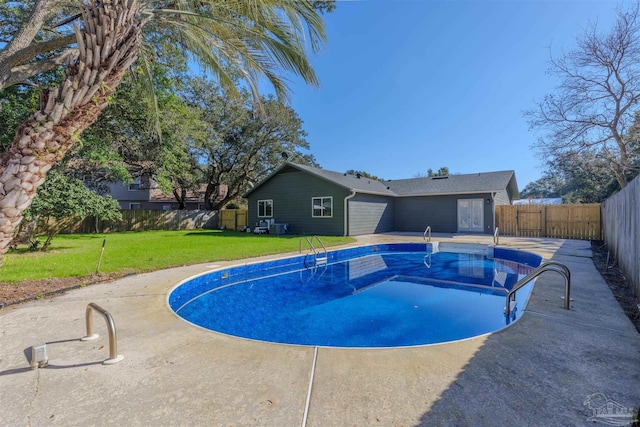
[281,0,625,190]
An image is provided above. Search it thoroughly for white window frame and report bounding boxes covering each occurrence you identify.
[128,177,141,191]
[129,203,141,210]
[257,199,273,218]
[312,196,333,218]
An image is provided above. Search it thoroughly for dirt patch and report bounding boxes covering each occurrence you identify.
[591,241,640,334]
[0,273,123,308]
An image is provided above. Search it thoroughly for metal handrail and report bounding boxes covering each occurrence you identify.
[81,303,124,365]
[299,236,327,266]
[423,226,431,242]
[505,261,571,318]
[299,236,317,257]
[310,235,327,260]
[493,227,499,245]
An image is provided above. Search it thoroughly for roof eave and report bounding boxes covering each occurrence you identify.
[393,189,504,197]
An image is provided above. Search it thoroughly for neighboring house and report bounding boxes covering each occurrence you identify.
[244,163,519,236]
[108,175,227,210]
[513,198,562,205]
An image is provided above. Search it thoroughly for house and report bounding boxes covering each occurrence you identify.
[513,198,562,205]
[243,163,519,236]
[107,175,227,210]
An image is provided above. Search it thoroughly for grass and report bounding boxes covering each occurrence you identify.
[1,230,355,283]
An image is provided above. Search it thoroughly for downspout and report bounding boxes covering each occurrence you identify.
[344,190,356,236]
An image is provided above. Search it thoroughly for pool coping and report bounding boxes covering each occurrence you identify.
[0,234,638,426]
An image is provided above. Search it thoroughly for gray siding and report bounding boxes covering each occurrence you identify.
[348,194,394,235]
[107,177,202,210]
[247,170,349,235]
[494,190,511,205]
[394,193,494,234]
[107,180,150,202]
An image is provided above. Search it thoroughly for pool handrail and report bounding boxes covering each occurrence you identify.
[299,235,327,266]
[505,261,570,318]
[423,226,431,242]
[493,227,499,245]
[81,303,124,365]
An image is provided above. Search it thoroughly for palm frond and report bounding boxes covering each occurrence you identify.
[141,0,326,101]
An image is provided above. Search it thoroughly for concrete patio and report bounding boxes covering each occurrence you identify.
[1,234,638,426]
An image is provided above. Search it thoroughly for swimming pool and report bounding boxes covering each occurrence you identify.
[168,243,542,348]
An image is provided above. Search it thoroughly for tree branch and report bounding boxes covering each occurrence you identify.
[0,33,77,89]
[2,47,78,88]
[0,0,67,63]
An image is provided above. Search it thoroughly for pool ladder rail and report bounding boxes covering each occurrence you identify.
[423,226,431,242]
[504,261,571,322]
[299,236,328,282]
[299,235,327,267]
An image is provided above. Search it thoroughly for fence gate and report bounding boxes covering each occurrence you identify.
[516,205,544,237]
[495,204,602,240]
[220,209,248,231]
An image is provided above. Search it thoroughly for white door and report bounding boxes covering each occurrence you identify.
[457,199,484,232]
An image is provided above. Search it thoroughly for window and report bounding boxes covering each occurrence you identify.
[258,200,273,217]
[312,197,333,218]
[129,203,141,210]
[128,177,141,191]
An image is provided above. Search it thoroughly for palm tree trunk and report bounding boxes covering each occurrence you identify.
[0,0,143,265]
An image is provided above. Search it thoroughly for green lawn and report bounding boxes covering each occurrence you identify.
[1,230,355,283]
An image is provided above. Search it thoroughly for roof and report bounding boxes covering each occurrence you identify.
[244,163,396,197]
[386,170,518,197]
[513,198,562,205]
[149,185,201,203]
[149,184,227,204]
[244,163,518,200]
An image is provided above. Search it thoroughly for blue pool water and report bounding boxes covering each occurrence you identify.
[168,243,541,347]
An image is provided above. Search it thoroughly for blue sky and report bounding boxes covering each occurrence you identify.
[284,0,623,190]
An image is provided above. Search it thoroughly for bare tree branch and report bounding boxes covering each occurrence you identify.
[526,3,640,188]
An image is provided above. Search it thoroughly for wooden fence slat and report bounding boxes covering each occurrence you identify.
[220,209,248,231]
[55,209,220,234]
[496,204,602,240]
[602,176,640,297]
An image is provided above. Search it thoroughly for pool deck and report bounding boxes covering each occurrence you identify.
[1,234,639,426]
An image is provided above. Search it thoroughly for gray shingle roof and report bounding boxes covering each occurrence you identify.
[244,163,517,199]
[386,170,517,196]
[290,163,396,196]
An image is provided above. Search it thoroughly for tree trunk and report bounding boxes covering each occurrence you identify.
[204,183,219,211]
[0,0,143,265]
[173,188,187,210]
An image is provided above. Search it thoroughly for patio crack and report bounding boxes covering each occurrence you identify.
[26,368,41,427]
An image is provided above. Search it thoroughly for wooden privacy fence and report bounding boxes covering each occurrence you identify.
[602,176,640,297]
[60,209,219,234]
[495,204,602,240]
[220,209,248,231]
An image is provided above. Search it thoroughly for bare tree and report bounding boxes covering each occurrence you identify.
[526,3,640,189]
